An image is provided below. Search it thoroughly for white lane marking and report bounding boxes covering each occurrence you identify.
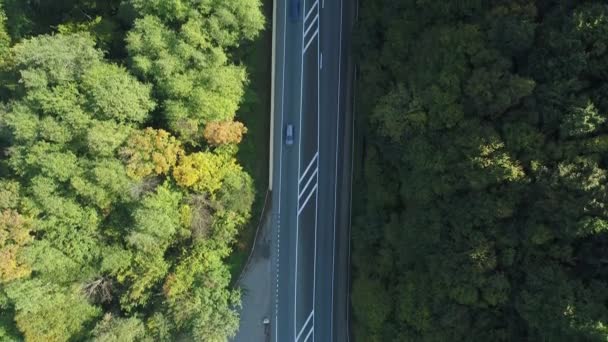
[330,0,344,341]
[314,12,321,342]
[303,29,319,54]
[276,0,288,340]
[320,52,323,70]
[295,310,314,341]
[304,326,314,342]
[322,0,325,9]
[298,168,318,200]
[304,14,319,39]
[304,0,319,22]
[298,183,318,216]
[299,152,319,184]
[295,0,307,336]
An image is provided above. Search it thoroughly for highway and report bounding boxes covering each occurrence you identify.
[270,0,354,341]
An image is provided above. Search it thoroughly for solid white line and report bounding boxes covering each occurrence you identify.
[298,168,318,200]
[295,0,307,336]
[298,183,318,216]
[304,0,319,22]
[303,29,318,54]
[295,310,314,341]
[313,19,320,340]
[330,0,344,341]
[304,326,314,342]
[304,14,319,39]
[299,152,319,184]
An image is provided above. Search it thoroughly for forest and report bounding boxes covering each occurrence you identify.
[0,0,264,341]
[352,0,608,341]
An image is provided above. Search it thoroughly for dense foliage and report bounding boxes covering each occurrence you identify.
[0,0,262,341]
[353,1,608,341]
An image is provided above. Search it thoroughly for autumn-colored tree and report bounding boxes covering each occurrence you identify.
[172,151,241,194]
[203,120,248,146]
[120,128,185,180]
[0,209,32,283]
[0,2,261,340]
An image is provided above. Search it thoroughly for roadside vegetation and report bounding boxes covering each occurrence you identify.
[353,1,608,341]
[0,0,264,341]
[229,0,273,280]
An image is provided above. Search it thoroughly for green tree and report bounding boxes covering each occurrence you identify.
[4,279,101,342]
[162,241,240,341]
[91,314,150,342]
[119,184,182,309]
[126,0,263,144]
[352,0,608,341]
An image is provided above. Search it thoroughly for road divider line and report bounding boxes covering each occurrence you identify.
[304,0,319,23]
[313,8,320,342]
[295,310,314,341]
[295,0,307,336]
[331,0,345,340]
[303,326,314,342]
[320,52,323,69]
[299,152,319,184]
[303,14,319,40]
[303,29,318,54]
[298,183,318,216]
[298,168,318,200]
[275,0,287,339]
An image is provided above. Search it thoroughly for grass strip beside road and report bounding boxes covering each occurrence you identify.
[228,0,273,281]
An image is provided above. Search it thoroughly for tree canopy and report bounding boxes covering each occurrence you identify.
[0,0,263,340]
[353,1,608,341]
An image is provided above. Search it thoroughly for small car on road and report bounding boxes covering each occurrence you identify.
[285,124,294,145]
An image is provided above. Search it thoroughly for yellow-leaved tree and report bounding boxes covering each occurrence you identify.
[121,128,185,180]
[173,152,242,195]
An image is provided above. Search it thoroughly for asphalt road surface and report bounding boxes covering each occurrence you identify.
[271,0,354,341]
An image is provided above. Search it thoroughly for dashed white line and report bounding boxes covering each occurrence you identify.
[320,52,323,70]
[276,0,288,339]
